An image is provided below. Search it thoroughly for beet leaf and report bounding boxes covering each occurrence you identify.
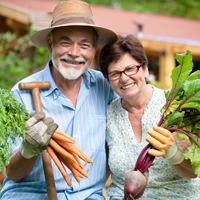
[134,50,200,177]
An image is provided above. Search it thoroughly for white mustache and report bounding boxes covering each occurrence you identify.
[60,55,86,63]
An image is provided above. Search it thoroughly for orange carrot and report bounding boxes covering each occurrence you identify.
[47,146,72,187]
[52,131,75,144]
[77,148,92,164]
[59,155,80,184]
[72,154,84,169]
[48,130,92,186]
[69,160,88,178]
[57,141,92,164]
[55,130,76,143]
[56,141,84,160]
[0,173,4,182]
[60,154,88,178]
[49,139,76,164]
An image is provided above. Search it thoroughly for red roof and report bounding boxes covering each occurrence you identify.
[1,0,200,45]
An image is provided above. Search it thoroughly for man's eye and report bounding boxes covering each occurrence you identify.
[60,41,71,46]
[81,43,91,48]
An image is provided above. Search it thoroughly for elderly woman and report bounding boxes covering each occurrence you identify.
[99,35,200,200]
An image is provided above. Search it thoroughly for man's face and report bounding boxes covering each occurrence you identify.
[49,26,96,80]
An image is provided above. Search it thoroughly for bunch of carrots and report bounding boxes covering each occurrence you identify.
[47,130,92,187]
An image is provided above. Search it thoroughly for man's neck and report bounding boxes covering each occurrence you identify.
[50,64,82,107]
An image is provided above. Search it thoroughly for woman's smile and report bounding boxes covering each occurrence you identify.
[120,82,135,90]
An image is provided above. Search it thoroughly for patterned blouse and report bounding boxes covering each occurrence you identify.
[106,85,200,200]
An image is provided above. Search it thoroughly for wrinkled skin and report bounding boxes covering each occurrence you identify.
[123,170,149,200]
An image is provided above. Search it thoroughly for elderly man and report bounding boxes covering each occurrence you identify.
[0,0,117,200]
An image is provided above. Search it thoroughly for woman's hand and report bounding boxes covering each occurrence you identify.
[146,126,184,165]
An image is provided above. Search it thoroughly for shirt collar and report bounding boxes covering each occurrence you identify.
[43,62,58,97]
[83,69,96,88]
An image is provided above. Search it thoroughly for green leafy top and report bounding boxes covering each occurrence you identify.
[158,50,200,177]
[134,50,200,176]
[0,88,29,170]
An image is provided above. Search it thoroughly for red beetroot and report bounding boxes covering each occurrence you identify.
[124,170,148,200]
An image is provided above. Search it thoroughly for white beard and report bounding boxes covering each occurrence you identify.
[51,56,87,80]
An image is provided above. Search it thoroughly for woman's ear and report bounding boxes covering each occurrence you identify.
[144,65,149,79]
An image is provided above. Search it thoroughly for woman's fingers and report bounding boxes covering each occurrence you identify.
[146,135,167,151]
[147,128,169,144]
[153,126,175,142]
[148,148,165,157]
[146,126,176,157]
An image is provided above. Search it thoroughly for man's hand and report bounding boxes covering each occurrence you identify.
[146,126,184,165]
[20,111,58,159]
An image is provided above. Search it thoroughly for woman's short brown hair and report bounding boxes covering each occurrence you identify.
[99,35,148,78]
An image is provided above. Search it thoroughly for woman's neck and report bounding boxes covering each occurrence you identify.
[121,85,153,113]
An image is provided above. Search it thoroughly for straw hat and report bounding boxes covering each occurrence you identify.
[31,0,117,48]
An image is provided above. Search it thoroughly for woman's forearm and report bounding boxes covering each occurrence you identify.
[172,159,196,179]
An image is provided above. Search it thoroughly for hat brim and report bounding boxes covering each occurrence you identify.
[31,23,117,48]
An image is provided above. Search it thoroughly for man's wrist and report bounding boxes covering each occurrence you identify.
[20,140,41,159]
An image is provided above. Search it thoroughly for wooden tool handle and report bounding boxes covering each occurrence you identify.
[42,151,58,200]
[32,88,42,112]
[31,87,58,200]
[19,81,50,90]
[19,81,58,200]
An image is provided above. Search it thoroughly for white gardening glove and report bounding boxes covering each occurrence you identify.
[146,126,184,165]
[20,111,58,159]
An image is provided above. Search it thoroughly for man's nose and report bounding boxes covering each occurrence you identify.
[69,44,80,57]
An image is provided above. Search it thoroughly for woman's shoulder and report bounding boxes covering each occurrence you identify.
[108,97,121,109]
[107,97,122,116]
[150,85,166,102]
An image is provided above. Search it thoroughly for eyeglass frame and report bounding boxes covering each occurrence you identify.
[107,64,143,81]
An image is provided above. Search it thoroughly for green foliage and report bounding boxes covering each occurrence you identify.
[84,0,200,19]
[159,51,200,177]
[0,27,49,90]
[0,88,30,170]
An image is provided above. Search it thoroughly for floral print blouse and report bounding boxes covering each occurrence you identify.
[106,85,200,200]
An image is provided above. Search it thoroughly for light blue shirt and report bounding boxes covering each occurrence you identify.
[0,62,116,200]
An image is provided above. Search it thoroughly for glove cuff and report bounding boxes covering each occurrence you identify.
[20,140,41,159]
[165,142,184,165]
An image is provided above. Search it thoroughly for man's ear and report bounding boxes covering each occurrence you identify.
[47,38,52,53]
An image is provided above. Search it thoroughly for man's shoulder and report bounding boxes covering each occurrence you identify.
[87,68,104,78]
[86,68,110,86]
[12,68,46,91]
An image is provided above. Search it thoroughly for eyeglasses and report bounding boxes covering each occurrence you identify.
[108,64,142,81]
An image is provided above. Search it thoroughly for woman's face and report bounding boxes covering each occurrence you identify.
[107,53,149,100]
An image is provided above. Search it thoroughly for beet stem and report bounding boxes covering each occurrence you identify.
[167,127,200,148]
[176,89,200,111]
